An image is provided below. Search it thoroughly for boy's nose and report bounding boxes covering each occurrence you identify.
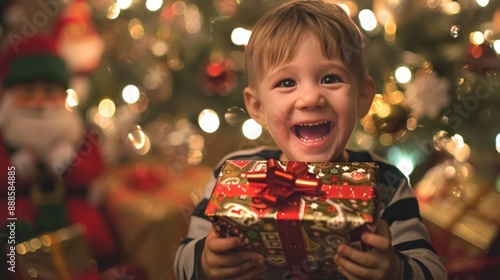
[296,89,326,110]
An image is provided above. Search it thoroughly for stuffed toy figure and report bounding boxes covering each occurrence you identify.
[0,34,116,278]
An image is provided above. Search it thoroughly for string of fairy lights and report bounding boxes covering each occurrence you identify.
[53,0,500,181]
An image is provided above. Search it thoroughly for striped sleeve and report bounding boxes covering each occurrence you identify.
[378,160,447,280]
[174,177,215,280]
[174,146,278,280]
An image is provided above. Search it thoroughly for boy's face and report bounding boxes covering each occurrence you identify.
[244,36,374,162]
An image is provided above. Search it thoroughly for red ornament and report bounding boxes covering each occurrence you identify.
[203,58,237,96]
[463,42,500,77]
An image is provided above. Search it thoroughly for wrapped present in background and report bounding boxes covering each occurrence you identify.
[104,160,212,280]
[205,159,379,276]
[413,132,500,279]
[14,224,100,280]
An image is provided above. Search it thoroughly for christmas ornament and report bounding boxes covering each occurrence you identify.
[213,0,240,17]
[463,42,500,78]
[361,93,412,144]
[405,71,450,119]
[224,106,247,127]
[203,57,238,96]
[55,0,105,74]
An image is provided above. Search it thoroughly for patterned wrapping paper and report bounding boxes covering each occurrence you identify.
[205,159,379,275]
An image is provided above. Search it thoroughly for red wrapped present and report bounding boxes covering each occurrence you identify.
[205,159,379,275]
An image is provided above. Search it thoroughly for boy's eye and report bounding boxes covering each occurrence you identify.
[321,74,342,84]
[277,79,296,88]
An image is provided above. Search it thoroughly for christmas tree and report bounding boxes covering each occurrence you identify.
[1,0,499,278]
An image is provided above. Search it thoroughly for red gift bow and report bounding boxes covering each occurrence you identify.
[244,159,323,204]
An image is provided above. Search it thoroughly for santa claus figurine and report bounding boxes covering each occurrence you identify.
[0,35,116,277]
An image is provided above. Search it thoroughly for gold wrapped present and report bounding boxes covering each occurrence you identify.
[104,161,212,280]
[15,224,98,280]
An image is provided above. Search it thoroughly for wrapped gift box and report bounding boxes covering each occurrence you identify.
[104,161,212,280]
[14,224,100,280]
[205,159,379,275]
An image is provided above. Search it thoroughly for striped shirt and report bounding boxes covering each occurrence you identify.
[174,146,447,280]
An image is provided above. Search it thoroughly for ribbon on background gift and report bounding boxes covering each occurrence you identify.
[244,159,324,274]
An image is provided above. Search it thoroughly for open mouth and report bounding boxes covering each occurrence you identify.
[293,121,331,143]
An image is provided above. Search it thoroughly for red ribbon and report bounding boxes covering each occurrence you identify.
[244,159,323,205]
[243,159,324,274]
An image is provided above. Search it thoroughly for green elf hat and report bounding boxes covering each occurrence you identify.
[0,34,70,89]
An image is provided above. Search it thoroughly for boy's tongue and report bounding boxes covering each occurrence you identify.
[295,123,329,141]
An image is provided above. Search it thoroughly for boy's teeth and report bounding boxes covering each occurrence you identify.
[297,121,328,127]
[294,121,330,142]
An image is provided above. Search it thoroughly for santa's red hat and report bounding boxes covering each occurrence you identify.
[0,35,69,88]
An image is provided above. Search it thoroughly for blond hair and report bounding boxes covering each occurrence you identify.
[245,0,368,88]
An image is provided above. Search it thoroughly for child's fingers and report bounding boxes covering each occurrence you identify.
[376,219,391,240]
[206,250,266,268]
[334,253,373,280]
[206,231,242,253]
[361,232,392,253]
[336,244,375,268]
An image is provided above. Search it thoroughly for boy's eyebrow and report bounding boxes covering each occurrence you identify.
[267,61,352,81]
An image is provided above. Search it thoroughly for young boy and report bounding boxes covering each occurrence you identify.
[175,1,446,279]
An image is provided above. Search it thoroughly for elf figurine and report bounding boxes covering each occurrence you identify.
[0,35,116,277]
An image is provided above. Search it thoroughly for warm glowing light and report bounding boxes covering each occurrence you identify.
[185,4,201,33]
[397,158,414,177]
[388,90,404,104]
[379,133,393,146]
[172,1,187,15]
[127,126,146,149]
[394,66,412,83]
[484,30,494,42]
[470,31,485,45]
[406,117,418,131]
[496,134,500,153]
[146,0,163,11]
[122,85,140,104]
[65,89,79,108]
[376,103,391,118]
[384,20,396,36]
[231,27,252,46]
[476,0,489,7]
[129,19,144,39]
[444,2,461,15]
[359,9,377,31]
[151,41,168,56]
[98,98,116,118]
[493,40,500,54]
[187,134,205,150]
[338,4,350,16]
[454,143,470,163]
[242,119,262,140]
[198,109,220,133]
[107,4,121,19]
[117,0,133,10]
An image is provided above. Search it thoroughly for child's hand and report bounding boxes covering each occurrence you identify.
[333,220,401,280]
[200,230,268,280]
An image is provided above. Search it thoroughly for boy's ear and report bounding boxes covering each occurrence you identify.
[243,87,267,127]
[357,77,375,119]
